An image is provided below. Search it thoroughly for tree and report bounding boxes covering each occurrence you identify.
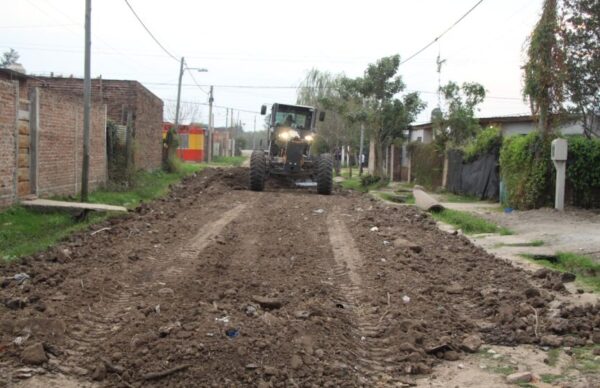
[0,48,19,67]
[523,0,567,135]
[343,55,425,177]
[297,69,360,175]
[561,0,600,138]
[164,100,201,124]
[435,81,486,148]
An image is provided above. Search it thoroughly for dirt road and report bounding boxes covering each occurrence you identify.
[1,168,598,387]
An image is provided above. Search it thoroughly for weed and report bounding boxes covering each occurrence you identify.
[547,348,560,367]
[211,156,245,167]
[431,209,514,235]
[0,161,229,262]
[521,252,600,292]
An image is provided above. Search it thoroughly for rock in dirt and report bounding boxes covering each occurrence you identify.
[252,295,284,309]
[393,237,422,253]
[5,297,28,309]
[263,365,278,376]
[293,310,312,320]
[91,361,107,381]
[21,343,47,365]
[506,371,533,384]
[157,287,174,297]
[461,335,483,353]
[541,335,563,347]
[443,351,460,361]
[561,272,576,283]
[524,288,541,299]
[290,354,303,369]
[445,284,464,294]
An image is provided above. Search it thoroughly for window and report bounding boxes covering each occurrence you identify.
[179,134,189,149]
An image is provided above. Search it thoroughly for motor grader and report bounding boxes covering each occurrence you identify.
[249,103,332,194]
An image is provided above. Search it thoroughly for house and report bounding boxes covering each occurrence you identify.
[0,69,163,207]
[0,68,109,206]
[26,75,164,171]
[408,114,587,143]
[162,123,206,162]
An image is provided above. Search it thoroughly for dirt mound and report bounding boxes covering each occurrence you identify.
[0,168,598,387]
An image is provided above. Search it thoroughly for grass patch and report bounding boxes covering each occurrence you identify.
[492,364,515,376]
[0,207,108,261]
[547,348,560,367]
[431,209,513,235]
[571,346,600,373]
[86,165,201,208]
[0,160,237,262]
[378,192,415,204]
[521,252,600,292]
[339,175,388,193]
[540,374,563,384]
[211,156,245,167]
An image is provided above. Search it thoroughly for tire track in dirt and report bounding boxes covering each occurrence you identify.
[58,203,248,378]
[327,209,408,387]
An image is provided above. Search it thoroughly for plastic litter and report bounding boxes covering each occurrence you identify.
[370,226,379,232]
[225,328,239,338]
[402,295,411,304]
[215,316,230,323]
[313,209,325,214]
[13,273,30,285]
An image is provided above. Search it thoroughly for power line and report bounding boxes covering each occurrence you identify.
[185,64,209,95]
[163,98,260,114]
[148,82,523,101]
[123,0,179,62]
[400,0,485,65]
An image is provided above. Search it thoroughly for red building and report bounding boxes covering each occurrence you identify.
[162,123,206,162]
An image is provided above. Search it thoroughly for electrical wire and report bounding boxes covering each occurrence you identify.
[123,0,179,62]
[400,0,485,65]
[163,98,260,114]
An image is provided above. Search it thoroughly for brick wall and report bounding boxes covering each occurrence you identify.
[0,80,17,207]
[36,88,107,197]
[27,77,163,171]
[134,83,163,170]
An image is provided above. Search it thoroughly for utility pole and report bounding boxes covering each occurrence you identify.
[174,57,185,131]
[81,0,91,202]
[359,122,365,176]
[207,86,214,162]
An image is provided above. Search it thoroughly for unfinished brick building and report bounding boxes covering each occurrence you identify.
[27,76,164,172]
[0,70,107,207]
[0,70,163,207]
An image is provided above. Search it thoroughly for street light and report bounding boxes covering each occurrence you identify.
[174,57,208,131]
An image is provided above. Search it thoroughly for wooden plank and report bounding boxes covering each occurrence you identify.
[19,134,29,149]
[19,124,30,135]
[18,168,30,182]
[21,199,128,213]
[18,181,31,196]
[19,99,31,105]
[18,154,30,167]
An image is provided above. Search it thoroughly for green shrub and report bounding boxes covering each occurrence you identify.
[410,142,444,189]
[462,126,502,162]
[566,136,600,208]
[500,131,556,209]
[360,174,381,187]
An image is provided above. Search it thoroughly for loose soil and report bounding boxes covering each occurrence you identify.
[1,168,598,387]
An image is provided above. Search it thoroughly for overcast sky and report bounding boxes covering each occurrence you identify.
[4,0,544,131]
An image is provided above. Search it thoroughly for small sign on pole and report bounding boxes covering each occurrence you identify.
[551,138,568,210]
